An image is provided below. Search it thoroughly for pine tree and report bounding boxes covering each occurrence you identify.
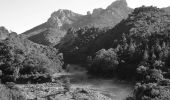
[151,52,156,60]
[162,42,166,49]
[143,50,149,61]
[128,41,136,54]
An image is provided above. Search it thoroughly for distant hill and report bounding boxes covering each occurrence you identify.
[22,0,132,46]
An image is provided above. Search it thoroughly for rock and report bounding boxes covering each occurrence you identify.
[22,0,132,46]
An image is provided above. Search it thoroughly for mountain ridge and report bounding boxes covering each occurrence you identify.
[22,0,133,46]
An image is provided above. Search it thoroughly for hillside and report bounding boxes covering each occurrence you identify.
[59,6,170,63]
[22,0,132,46]
[85,6,170,100]
[0,30,64,83]
[2,1,170,100]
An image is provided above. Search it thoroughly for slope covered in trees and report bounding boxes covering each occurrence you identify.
[0,32,63,83]
[57,26,109,63]
[56,6,170,100]
[1,4,170,100]
[86,6,170,100]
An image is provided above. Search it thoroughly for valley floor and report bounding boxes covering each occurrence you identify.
[7,64,133,100]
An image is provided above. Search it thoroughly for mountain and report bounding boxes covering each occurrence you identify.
[85,7,170,100]
[89,0,131,27]
[59,6,170,63]
[58,6,170,100]
[22,0,132,46]
[22,9,82,46]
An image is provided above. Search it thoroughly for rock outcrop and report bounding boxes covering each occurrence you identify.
[22,0,132,46]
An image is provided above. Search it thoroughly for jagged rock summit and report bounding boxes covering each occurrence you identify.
[107,0,128,9]
[22,0,132,46]
[47,9,82,29]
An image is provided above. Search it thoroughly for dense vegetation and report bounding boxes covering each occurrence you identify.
[58,26,109,63]
[59,6,170,100]
[87,7,170,100]
[0,32,63,83]
[1,4,170,100]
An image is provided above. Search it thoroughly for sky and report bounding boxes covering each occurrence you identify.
[0,0,170,34]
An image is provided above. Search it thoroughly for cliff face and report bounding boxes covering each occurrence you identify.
[47,9,83,29]
[22,0,132,46]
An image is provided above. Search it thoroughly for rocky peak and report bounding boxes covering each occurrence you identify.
[51,9,78,19]
[107,0,128,10]
[47,9,82,29]
[92,8,104,17]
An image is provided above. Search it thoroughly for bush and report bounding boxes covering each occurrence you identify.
[0,34,63,83]
[132,83,170,100]
[88,48,119,77]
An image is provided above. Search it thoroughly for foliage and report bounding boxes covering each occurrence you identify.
[58,26,108,63]
[131,83,170,100]
[88,48,119,77]
[80,6,170,99]
[0,33,63,83]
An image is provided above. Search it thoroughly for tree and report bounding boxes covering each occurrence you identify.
[151,52,156,60]
[137,65,148,81]
[149,69,164,82]
[88,48,119,77]
[153,60,165,69]
[0,32,63,83]
[128,41,136,54]
[143,50,149,61]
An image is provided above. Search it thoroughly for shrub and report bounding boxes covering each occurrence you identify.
[88,48,119,77]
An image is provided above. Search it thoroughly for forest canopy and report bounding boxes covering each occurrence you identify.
[0,33,64,83]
